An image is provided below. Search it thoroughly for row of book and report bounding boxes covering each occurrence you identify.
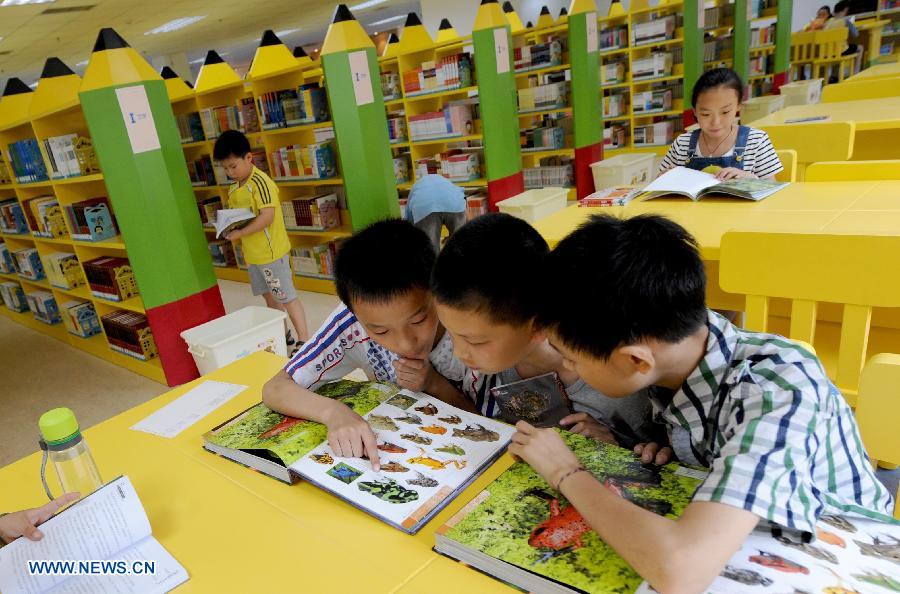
[749,54,772,77]
[10,247,43,281]
[197,196,222,227]
[633,88,673,114]
[83,256,139,302]
[257,85,329,130]
[199,99,259,140]
[408,101,475,141]
[604,123,628,150]
[518,80,568,113]
[208,240,236,268]
[44,252,84,290]
[601,61,627,86]
[387,116,407,143]
[102,309,157,361]
[402,53,473,96]
[513,37,564,72]
[175,112,205,144]
[0,199,28,234]
[632,15,676,46]
[64,198,118,242]
[751,22,776,48]
[0,278,101,337]
[290,243,337,280]
[600,26,628,52]
[521,118,570,151]
[632,53,673,81]
[393,155,410,184]
[0,281,27,312]
[7,138,48,183]
[43,134,99,179]
[0,195,116,242]
[603,92,627,118]
[633,120,675,147]
[523,160,574,189]
[269,140,337,181]
[187,155,228,187]
[381,71,401,100]
[21,196,67,238]
[281,193,340,231]
[414,150,481,183]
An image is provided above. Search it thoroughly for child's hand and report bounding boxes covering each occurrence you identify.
[393,357,433,393]
[509,421,581,489]
[322,404,381,471]
[559,412,617,445]
[634,442,674,465]
[0,492,80,544]
[714,167,757,181]
[224,229,243,242]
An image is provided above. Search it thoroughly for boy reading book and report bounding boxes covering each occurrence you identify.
[511,214,895,593]
[213,130,309,349]
[262,219,476,471]
[431,213,662,449]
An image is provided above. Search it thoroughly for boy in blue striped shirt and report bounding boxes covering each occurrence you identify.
[510,214,895,593]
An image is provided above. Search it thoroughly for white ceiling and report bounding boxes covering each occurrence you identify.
[0,0,419,86]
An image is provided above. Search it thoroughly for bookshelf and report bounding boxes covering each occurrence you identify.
[0,63,164,383]
[867,0,900,61]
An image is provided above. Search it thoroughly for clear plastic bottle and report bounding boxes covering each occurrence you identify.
[39,407,103,499]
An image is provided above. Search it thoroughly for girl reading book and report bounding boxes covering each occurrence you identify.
[658,68,783,181]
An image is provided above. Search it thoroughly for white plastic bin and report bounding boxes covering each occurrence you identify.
[590,153,655,189]
[779,79,823,107]
[180,306,287,375]
[497,187,568,224]
[741,94,785,124]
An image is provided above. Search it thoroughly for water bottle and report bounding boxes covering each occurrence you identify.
[39,408,103,500]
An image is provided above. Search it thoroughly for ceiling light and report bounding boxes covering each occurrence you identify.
[0,0,54,6]
[189,57,204,64]
[351,0,387,10]
[144,15,206,35]
[76,59,88,67]
[275,28,300,37]
[367,14,405,27]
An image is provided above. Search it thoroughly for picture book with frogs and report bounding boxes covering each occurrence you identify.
[203,379,514,534]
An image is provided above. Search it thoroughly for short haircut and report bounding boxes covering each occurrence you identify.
[834,0,850,13]
[536,214,707,359]
[819,5,833,16]
[335,219,436,309]
[432,212,548,325]
[212,129,251,160]
[691,67,744,108]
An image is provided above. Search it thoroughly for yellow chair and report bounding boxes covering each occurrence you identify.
[790,31,817,81]
[857,353,900,510]
[822,76,900,102]
[774,149,797,182]
[806,160,900,181]
[813,28,858,82]
[720,231,900,406]
[762,122,855,180]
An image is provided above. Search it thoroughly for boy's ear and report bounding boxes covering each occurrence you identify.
[528,318,546,342]
[615,343,655,375]
[244,152,254,164]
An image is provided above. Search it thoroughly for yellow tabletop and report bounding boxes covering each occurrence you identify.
[846,60,900,81]
[752,96,900,131]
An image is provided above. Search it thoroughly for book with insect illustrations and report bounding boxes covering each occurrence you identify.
[435,430,900,593]
[203,379,514,534]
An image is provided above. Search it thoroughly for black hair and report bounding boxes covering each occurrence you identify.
[834,1,850,13]
[691,67,744,108]
[431,213,548,325]
[212,129,251,160]
[335,218,436,309]
[535,214,707,359]
[818,5,833,16]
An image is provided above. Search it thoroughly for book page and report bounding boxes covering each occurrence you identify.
[288,391,514,531]
[213,208,254,238]
[0,477,152,594]
[642,166,719,199]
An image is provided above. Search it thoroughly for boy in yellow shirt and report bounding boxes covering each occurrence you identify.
[213,130,309,347]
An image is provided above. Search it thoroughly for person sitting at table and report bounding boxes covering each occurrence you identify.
[658,68,783,181]
[826,0,860,55]
[805,5,832,30]
[509,213,896,594]
[0,493,79,546]
[262,219,475,472]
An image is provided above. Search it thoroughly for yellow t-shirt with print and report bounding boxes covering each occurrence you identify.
[227,166,290,265]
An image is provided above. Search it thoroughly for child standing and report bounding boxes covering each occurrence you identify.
[213,130,309,349]
[658,68,783,180]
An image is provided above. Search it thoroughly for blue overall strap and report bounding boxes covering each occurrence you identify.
[687,128,702,154]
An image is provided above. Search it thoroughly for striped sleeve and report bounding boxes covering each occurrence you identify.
[250,172,277,209]
[748,129,783,178]
[657,132,692,174]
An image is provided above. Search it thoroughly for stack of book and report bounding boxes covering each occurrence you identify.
[402,53,473,95]
[523,161,574,189]
[175,112,205,143]
[0,281,27,312]
[269,141,337,181]
[409,101,474,141]
[601,61,626,85]
[466,194,488,220]
[25,290,61,325]
[199,98,260,139]
[0,199,28,234]
[82,256,138,302]
[208,240,236,268]
[387,116,407,143]
[43,134,99,179]
[634,120,675,147]
[633,89,672,114]
[64,198,117,242]
[414,150,481,183]
[13,248,44,281]
[257,85,329,130]
[600,26,628,52]
[513,37,564,71]
[43,252,84,290]
[518,80,568,113]
[281,193,339,231]
[290,243,337,280]
[632,53,673,81]
[6,138,48,183]
[0,242,14,274]
[21,196,67,238]
[632,15,676,46]
[60,299,101,338]
[101,310,157,361]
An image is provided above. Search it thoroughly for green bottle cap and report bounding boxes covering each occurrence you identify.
[39,408,80,445]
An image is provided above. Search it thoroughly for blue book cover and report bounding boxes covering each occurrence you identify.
[84,204,117,241]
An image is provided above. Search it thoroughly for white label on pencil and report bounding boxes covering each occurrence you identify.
[586,13,598,53]
[116,85,161,154]
[494,28,510,74]
[348,50,374,106]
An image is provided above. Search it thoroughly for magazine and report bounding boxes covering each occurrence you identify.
[642,166,788,201]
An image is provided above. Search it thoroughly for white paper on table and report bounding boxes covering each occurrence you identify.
[115,85,161,155]
[130,381,247,438]
[494,28,510,74]
[348,50,374,106]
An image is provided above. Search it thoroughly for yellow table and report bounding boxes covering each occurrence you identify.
[846,60,900,81]
[752,97,900,160]
[855,19,889,69]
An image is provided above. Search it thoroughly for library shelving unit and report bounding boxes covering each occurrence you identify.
[856,0,900,63]
[598,3,632,154]
[702,0,736,74]
[379,37,413,199]
[0,61,165,383]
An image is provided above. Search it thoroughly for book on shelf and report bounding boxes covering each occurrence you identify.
[270,140,337,180]
[601,61,626,85]
[22,196,67,238]
[102,310,157,360]
[83,256,139,302]
[234,242,247,270]
[175,111,205,143]
[203,379,514,534]
[282,193,339,231]
[197,196,223,226]
[643,166,789,201]
[0,281,27,312]
[43,134,99,179]
[0,199,28,234]
[6,138,49,183]
[631,53,674,81]
[208,239,237,267]
[604,124,628,149]
[387,116,407,142]
[0,476,188,594]
[381,71,400,99]
[0,159,11,184]
[518,80,568,112]
[199,103,254,139]
[393,156,411,184]
[13,248,44,281]
[599,26,628,52]
[402,52,473,95]
[633,89,672,114]
[43,252,84,290]
[65,198,118,242]
[256,84,329,130]
[60,298,101,338]
[291,242,337,279]
[603,93,627,118]
[0,242,14,274]
[25,289,60,324]
[632,15,676,46]
[513,37,565,72]
[523,160,574,189]
[414,150,482,183]
[409,100,475,141]
[213,208,255,239]
[465,194,488,220]
[633,120,675,146]
[521,123,567,151]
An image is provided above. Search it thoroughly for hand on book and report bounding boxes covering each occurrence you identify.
[224,228,245,242]
[0,492,80,544]
[559,413,617,445]
[322,404,381,471]
[509,421,581,491]
[633,442,674,465]
[714,167,757,181]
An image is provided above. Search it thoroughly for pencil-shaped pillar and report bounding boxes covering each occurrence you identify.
[568,0,602,199]
[537,6,554,28]
[0,78,34,129]
[682,0,704,127]
[399,13,434,54]
[194,50,242,90]
[160,66,193,102]
[250,30,298,79]
[558,7,568,23]
[732,0,750,89]
[773,1,793,93]
[502,1,525,34]
[79,28,225,386]
[473,0,524,210]
[294,46,314,68]
[321,5,399,228]
[435,18,459,44]
[608,0,625,17]
[381,34,400,58]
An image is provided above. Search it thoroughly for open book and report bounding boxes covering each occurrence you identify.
[0,476,188,594]
[489,372,572,428]
[643,166,788,201]
[203,379,514,534]
[213,208,255,239]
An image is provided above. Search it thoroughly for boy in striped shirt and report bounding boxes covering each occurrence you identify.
[510,214,895,593]
[262,219,474,471]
